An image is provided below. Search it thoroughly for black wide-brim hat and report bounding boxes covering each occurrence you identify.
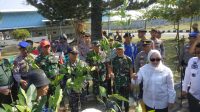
[28,69,50,88]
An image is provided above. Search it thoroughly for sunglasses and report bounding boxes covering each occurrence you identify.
[150,58,161,62]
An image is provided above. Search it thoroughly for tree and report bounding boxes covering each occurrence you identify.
[27,0,156,41]
[12,29,30,40]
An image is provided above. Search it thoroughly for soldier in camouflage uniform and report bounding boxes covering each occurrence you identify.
[35,40,59,79]
[0,49,18,107]
[64,48,87,112]
[13,41,31,89]
[35,40,59,99]
[109,43,133,112]
[86,41,107,96]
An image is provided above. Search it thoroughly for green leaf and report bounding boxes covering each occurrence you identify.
[2,104,12,112]
[0,108,6,112]
[54,85,63,108]
[99,86,107,97]
[19,87,28,105]
[16,105,30,112]
[96,96,106,106]
[48,96,55,109]
[33,96,47,112]
[108,94,129,102]
[51,74,64,86]
[17,94,26,105]
[26,84,37,108]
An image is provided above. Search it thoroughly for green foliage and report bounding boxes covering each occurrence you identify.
[87,51,104,64]
[27,0,90,21]
[48,85,63,112]
[100,38,111,54]
[99,86,107,97]
[98,86,128,112]
[50,74,65,86]
[144,0,200,22]
[63,61,92,93]
[1,84,63,112]
[108,94,129,102]
[12,29,30,40]
[24,54,40,70]
[2,104,13,112]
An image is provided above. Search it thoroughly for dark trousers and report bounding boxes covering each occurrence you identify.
[69,90,86,112]
[145,105,168,112]
[106,79,112,95]
[114,86,129,112]
[188,93,200,112]
[0,83,18,107]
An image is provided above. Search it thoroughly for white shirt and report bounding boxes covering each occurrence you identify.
[132,64,176,109]
[183,57,200,100]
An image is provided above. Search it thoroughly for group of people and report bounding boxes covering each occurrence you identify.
[0,24,199,112]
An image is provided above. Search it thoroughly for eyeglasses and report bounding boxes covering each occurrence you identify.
[150,58,161,62]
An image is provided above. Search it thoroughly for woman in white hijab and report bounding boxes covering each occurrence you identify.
[132,50,176,112]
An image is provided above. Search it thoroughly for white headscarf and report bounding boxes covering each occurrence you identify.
[147,50,164,71]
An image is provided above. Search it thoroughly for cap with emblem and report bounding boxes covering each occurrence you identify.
[142,40,152,46]
[116,43,124,49]
[68,47,79,55]
[18,41,30,48]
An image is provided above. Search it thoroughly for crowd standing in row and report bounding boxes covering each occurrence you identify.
[0,24,200,112]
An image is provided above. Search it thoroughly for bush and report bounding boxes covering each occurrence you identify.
[12,29,30,40]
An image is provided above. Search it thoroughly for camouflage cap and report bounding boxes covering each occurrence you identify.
[115,43,124,49]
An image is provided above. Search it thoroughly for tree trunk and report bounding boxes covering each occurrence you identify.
[91,0,103,41]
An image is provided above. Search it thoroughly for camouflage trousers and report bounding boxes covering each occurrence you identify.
[93,78,107,96]
[114,86,130,112]
[69,90,87,112]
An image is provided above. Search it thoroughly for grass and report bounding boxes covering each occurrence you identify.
[109,20,200,33]
[163,38,180,82]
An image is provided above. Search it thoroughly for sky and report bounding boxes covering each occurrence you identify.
[0,0,37,12]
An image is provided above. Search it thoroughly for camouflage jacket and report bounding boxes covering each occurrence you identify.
[111,55,132,88]
[35,53,59,79]
[0,59,13,87]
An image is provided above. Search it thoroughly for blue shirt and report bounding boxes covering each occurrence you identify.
[124,42,137,66]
